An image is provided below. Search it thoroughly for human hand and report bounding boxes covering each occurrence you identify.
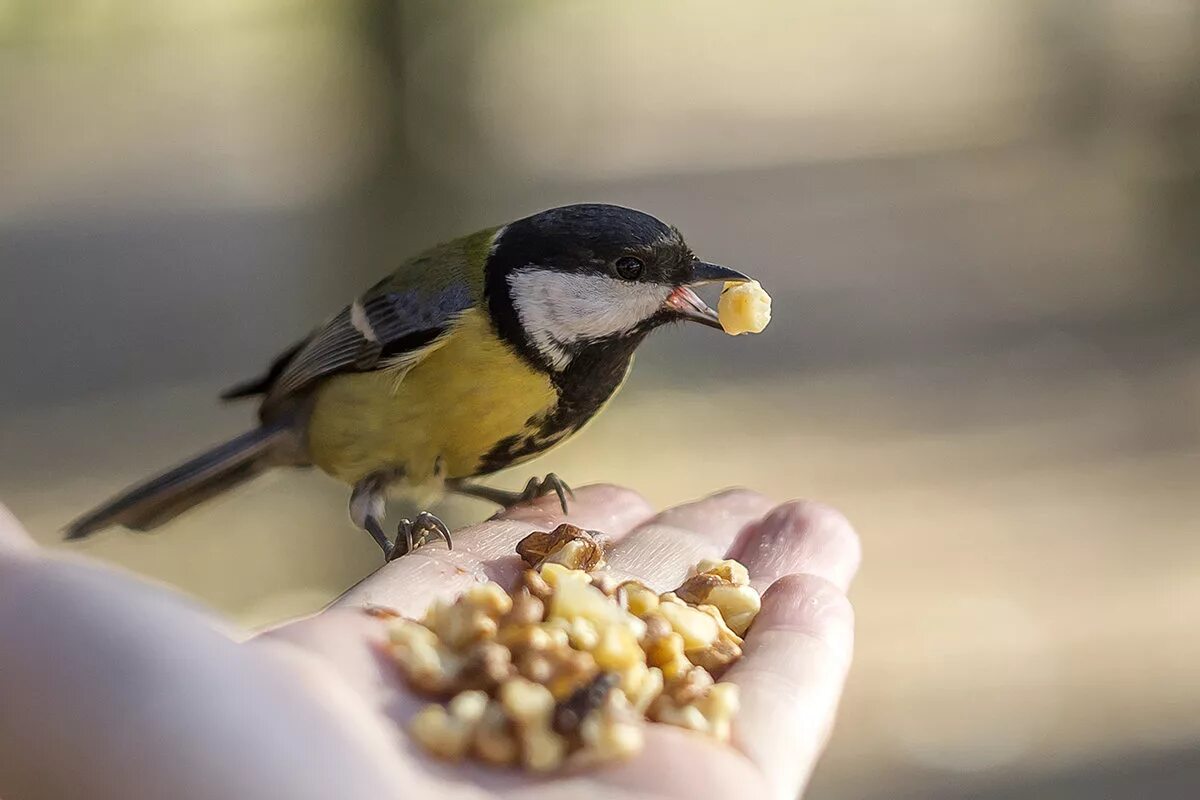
[0,486,860,800]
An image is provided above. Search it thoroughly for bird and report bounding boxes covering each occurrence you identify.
[66,204,752,560]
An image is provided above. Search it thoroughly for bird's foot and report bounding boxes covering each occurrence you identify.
[450,473,575,513]
[517,473,575,512]
[351,473,453,562]
[387,511,453,561]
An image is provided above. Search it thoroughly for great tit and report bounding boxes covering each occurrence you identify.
[67,204,751,559]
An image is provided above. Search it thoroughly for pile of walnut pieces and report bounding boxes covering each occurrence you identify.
[382,523,761,772]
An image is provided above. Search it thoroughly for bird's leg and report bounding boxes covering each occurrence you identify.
[449,473,575,514]
[349,475,394,559]
[391,512,453,561]
[350,474,454,561]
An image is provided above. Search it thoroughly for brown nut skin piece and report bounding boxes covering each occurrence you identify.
[674,573,728,606]
[692,558,751,586]
[458,641,515,691]
[515,645,599,701]
[547,650,601,700]
[553,672,621,736]
[686,639,742,675]
[696,603,743,640]
[515,530,564,565]
[516,524,607,571]
[675,572,761,639]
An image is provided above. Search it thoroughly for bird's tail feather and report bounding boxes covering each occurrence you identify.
[65,423,291,540]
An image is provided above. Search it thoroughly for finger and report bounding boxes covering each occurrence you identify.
[651,488,777,550]
[0,503,38,556]
[721,502,861,800]
[333,485,653,616]
[728,500,862,592]
[725,575,854,800]
[602,488,775,590]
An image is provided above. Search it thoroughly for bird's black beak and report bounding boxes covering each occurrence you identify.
[664,260,752,329]
[689,260,752,286]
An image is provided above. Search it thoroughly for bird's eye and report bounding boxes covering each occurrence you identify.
[614,256,644,280]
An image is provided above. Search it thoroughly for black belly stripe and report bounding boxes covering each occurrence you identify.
[474,333,645,475]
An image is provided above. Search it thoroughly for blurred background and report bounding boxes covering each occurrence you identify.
[2,1,1198,797]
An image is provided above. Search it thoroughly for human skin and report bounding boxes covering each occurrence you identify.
[0,485,860,800]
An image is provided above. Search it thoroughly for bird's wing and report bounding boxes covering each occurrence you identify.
[225,280,476,407]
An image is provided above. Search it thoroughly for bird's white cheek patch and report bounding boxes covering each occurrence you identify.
[509,269,671,369]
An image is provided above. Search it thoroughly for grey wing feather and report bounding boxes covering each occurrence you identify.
[259,283,474,406]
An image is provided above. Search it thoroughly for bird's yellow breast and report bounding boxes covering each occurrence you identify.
[304,309,559,487]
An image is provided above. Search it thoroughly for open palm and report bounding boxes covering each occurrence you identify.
[0,486,859,800]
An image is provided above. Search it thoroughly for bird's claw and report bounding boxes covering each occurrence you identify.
[447,474,577,514]
[520,473,575,513]
[387,511,453,561]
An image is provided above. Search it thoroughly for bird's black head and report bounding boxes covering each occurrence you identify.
[485,204,748,373]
